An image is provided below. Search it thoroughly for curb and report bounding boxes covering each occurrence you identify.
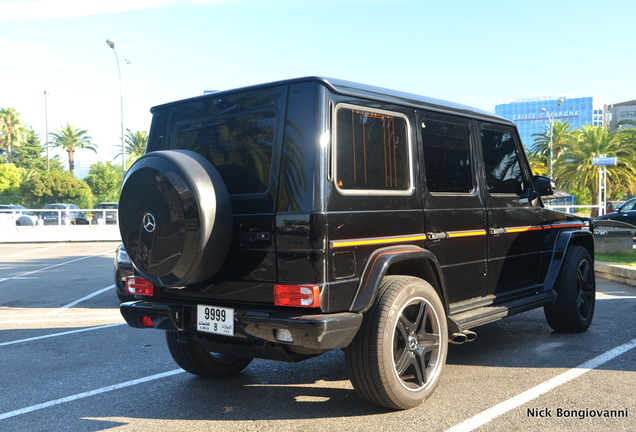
[595,261,636,287]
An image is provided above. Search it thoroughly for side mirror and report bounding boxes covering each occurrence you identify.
[533,175,553,197]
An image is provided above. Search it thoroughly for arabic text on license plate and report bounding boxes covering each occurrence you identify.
[197,305,234,336]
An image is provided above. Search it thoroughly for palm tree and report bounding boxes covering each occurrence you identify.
[49,124,97,175]
[116,130,147,168]
[525,149,548,176]
[0,107,28,164]
[616,119,636,129]
[531,120,574,180]
[556,125,636,216]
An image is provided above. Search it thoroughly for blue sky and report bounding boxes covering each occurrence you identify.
[1,0,635,177]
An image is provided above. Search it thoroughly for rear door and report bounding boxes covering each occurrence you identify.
[170,86,288,290]
[419,111,488,303]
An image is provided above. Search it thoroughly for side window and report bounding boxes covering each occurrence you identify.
[620,200,636,212]
[334,104,413,195]
[480,127,527,195]
[421,119,473,193]
[174,111,276,195]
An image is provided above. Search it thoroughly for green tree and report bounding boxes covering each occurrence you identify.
[20,170,94,208]
[556,125,636,216]
[526,149,548,176]
[85,161,121,202]
[531,120,574,179]
[49,124,97,175]
[0,163,22,195]
[616,119,636,155]
[117,130,148,168]
[0,107,28,164]
[11,128,64,172]
[616,119,636,129]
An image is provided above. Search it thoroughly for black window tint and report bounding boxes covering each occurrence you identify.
[175,112,275,195]
[335,107,411,193]
[481,128,525,194]
[421,120,472,193]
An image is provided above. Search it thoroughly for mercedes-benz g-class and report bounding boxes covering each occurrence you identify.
[118,77,595,410]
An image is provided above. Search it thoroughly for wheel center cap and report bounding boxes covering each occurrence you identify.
[408,334,418,351]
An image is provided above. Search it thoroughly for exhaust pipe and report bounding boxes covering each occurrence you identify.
[450,333,467,345]
[462,330,477,342]
[450,330,477,345]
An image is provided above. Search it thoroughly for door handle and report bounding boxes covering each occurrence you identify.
[490,227,506,235]
[427,232,449,241]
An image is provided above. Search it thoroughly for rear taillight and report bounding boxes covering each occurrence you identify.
[125,276,156,296]
[274,284,320,308]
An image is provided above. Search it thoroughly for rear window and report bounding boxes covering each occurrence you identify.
[174,111,276,195]
[334,104,413,195]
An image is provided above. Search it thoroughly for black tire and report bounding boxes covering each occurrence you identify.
[166,331,252,378]
[544,245,595,333]
[119,150,233,287]
[345,276,448,410]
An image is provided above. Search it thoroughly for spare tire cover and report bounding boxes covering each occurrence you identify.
[119,150,233,286]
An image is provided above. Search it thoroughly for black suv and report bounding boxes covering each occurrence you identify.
[119,77,595,410]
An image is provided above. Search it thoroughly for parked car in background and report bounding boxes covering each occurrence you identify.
[595,197,636,227]
[114,244,134,302]
[0,205,38,226]
[92,202,119,225]
[38,203,90,226]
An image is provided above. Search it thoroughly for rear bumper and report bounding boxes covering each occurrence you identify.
[120,300,363,355]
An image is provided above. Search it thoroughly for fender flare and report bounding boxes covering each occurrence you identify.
[543,229,595,291]
[349,245,448,314]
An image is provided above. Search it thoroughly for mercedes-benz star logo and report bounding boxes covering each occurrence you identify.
[142,212,156,233]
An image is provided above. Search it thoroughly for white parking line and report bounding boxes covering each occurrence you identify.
[0,285,122,342]
[0,369,185,420]
[0,323,126,347]
[0,250,113,283]
[445,337,636,432]
[0,243,66,258]
[47,285,115,314]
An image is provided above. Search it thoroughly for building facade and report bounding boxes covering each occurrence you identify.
[495,96,605,150]
[608,100,636,132]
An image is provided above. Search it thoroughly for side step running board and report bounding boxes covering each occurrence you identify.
[447,290,557,334]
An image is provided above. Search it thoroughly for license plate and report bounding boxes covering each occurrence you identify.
[197,305,234,336]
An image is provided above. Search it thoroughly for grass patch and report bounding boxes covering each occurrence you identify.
[595,252,636,266]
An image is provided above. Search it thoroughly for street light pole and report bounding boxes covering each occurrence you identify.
[540,99,564,180]
[44,90,49,171]
[106,38,126,178]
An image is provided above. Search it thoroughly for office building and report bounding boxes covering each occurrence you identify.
[495,95,605,150]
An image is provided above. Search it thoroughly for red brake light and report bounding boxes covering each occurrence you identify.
[125,277,156,296]
[274,284,320,308]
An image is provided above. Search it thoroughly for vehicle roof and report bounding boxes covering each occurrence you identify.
[44,203,75,208]
[0,205,25,209]
[150,76,510,125]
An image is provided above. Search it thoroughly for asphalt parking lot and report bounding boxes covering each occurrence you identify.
[0,242,635,432]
